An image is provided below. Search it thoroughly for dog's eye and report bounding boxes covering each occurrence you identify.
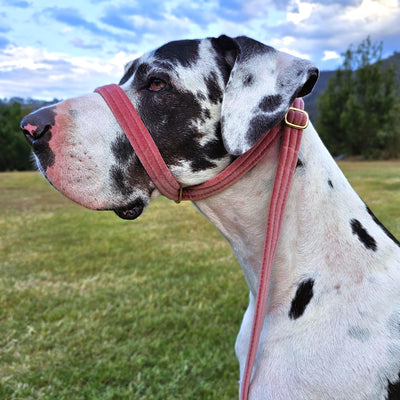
[149,78,166,92]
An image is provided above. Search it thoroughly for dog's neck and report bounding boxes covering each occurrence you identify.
[194,123,393,302]
[194,135,280,294]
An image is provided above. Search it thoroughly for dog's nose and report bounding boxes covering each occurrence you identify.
[20,107,55,145]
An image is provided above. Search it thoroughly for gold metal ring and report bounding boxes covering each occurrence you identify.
[284,107,309,130]
[175,186,183,204]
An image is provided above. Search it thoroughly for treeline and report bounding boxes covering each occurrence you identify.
[1,37,400,172]
[315,37,400,159]
[0,101,33,171]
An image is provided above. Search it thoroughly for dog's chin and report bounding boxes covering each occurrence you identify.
[113,200,145,220]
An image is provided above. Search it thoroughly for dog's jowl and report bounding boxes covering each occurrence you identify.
[21,35,400,400]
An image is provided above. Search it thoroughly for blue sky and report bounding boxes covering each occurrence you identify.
[0,0,399,100]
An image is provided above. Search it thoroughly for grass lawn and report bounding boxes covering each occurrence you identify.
[1,161,399,400]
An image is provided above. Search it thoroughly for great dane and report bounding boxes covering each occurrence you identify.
[21,35,400,399]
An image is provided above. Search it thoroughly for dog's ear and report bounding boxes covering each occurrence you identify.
[214,35,319,155]
[124,60,135,73]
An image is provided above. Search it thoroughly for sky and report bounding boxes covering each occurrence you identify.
[0,0,399,100]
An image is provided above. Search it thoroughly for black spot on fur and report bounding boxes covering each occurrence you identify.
[296,159,304,168]
[190,151,218,172]
[289,279,314,320]
[246,112,285,147]
[134,63,151,83]
[111,133,134,164]
[190,122,227,172]
[247,114,271,145]
[350,219,377,251]
[197,91,207,101]
[110,165,131,196]
[387,373,400,400]
[203,108,211,120]
[259,95,282,113]
[69,109,78,118]
[154,39,200,68]
[366,205,400,247]
[204,71,223,104]
[137,79,228,173]
[243,74,254,86]
[203,122,227,157]
[328,179,334,188]
[347,325,371,342]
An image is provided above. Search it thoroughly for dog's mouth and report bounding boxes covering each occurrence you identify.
[113,199,145,220]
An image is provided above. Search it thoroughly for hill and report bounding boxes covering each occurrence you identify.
[0,97,60,111]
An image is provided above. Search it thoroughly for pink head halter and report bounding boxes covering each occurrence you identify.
[95,83,308,400]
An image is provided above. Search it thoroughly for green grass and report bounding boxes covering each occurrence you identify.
[338,160,400,236]
[1,163,400,400]
[0,172,245,400]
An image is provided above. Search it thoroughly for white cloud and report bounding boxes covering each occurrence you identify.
[0,45,137,99]
[271,0,400,71]
[0,46,64,72]
[346,0,398,19]
[270,35,312,60]
[322,50,340,61]
[0,0,399,99]
[287,1,313,24]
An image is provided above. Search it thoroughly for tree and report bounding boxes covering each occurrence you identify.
[0,102,33,171]
[316,37,400,159]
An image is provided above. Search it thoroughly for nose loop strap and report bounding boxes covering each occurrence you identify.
[95,84,182,201]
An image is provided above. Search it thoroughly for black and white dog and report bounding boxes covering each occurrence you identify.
[21,35,400,399]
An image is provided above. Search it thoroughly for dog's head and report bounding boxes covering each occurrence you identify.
[21,35,318,219]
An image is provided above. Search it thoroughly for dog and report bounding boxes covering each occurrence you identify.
[21,35,400,399]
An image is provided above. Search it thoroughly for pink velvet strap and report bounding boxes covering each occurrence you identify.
[240,99,305,400]
[95,84,307,400]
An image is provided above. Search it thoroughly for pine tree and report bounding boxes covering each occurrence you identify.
[0,102,33,171]
[316,37,400,159]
